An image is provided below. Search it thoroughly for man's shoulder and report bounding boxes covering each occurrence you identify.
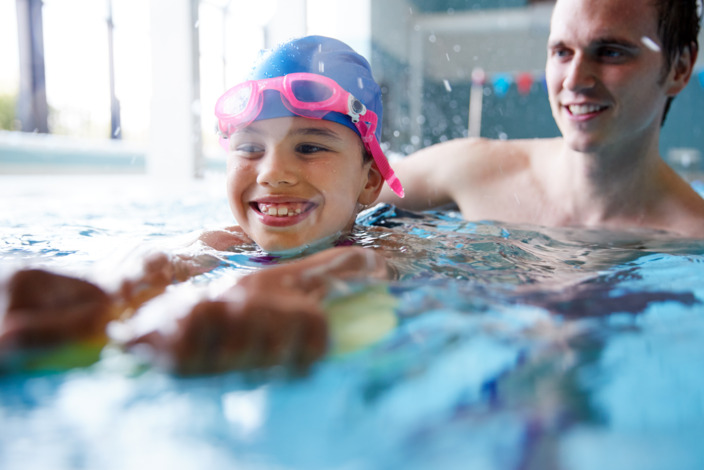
[442,136,562,177]
[429,136,561,162]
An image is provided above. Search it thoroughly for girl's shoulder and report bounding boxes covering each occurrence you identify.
[197,226,252,251]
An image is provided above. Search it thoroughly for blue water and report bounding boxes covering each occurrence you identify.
[2,175,704,470]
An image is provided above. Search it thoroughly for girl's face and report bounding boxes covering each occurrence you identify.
[226,116,382,253]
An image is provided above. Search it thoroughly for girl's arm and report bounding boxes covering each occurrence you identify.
[115,226,251,312]
[122,246,393,375]
[0,227,250,360]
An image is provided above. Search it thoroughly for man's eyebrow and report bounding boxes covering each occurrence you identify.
[592,37,641,49]
[547,37,641,50]
[547,39,567,49]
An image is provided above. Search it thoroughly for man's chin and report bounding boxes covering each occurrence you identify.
[562,133,605,154]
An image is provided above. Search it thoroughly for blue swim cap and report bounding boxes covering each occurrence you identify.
[247,35,383,142]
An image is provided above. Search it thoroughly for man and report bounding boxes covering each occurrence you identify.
[379,0,704,237]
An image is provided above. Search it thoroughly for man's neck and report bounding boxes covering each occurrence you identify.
[539,135,667,226]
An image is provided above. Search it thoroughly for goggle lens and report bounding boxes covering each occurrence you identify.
[289,79,334,103]
[221,83,254,116]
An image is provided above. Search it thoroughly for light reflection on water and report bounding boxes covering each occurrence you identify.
[1,175,704,470]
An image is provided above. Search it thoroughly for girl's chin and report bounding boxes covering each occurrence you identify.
[258,232,343,257]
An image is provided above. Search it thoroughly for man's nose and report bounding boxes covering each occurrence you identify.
[563,54,597,91]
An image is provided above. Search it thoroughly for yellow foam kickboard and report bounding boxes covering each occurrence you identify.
[325,284,398,356]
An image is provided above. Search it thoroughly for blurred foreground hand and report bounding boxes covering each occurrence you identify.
[0,269,111,360]
[123,268,328,376]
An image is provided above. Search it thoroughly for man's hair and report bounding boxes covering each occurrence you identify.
[653,0,701,124]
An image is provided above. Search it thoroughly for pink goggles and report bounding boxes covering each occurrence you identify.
[215,72,404,198]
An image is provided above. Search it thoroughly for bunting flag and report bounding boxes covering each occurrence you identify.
[462,67,704,99]
[492,74,512,98]
[475,70,545,98]
[516,72,534,95]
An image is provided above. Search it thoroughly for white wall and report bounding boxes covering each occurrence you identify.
[148,0,203,179]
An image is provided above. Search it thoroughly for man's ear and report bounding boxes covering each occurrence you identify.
[358,161,384,205]
[665,42,698,96]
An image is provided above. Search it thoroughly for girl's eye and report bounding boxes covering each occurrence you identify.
[297,143,329,155]
[234,143,264,158]
[234,143,264,154]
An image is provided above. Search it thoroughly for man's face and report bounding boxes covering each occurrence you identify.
[545,0,672,154]
[225,116,377,253]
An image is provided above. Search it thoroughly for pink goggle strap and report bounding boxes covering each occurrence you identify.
[355,117,404,198]
[363,132,405,198]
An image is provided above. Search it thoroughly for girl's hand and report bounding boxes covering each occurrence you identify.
[124,271,327,375]
[0,269,111,355]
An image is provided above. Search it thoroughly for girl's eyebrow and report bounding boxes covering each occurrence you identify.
[231,126,264,137]
[291,127,345,142]
[231,125,344,142]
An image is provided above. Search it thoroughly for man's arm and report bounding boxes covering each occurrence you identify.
[376,137,489,210]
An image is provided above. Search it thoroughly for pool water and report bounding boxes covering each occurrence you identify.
[1,174,704,470]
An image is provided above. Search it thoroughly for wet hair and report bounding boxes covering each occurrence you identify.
[652,0,701,124]
[361,144,373,164]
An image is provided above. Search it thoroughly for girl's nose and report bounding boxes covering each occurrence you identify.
[256,149,298,187]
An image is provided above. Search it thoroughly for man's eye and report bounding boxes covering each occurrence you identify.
[599,48,623,58]
[596,47,632,61]
[550,48,572,59]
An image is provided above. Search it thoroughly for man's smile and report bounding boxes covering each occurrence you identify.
[566,103,608,116]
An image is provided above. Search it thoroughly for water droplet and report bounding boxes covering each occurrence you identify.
[641,36,661,52]
[443,80,452,92]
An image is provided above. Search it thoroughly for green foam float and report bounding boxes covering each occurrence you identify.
[325,284,399,356]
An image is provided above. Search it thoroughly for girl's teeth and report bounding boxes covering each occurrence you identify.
[260,204,304,217]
